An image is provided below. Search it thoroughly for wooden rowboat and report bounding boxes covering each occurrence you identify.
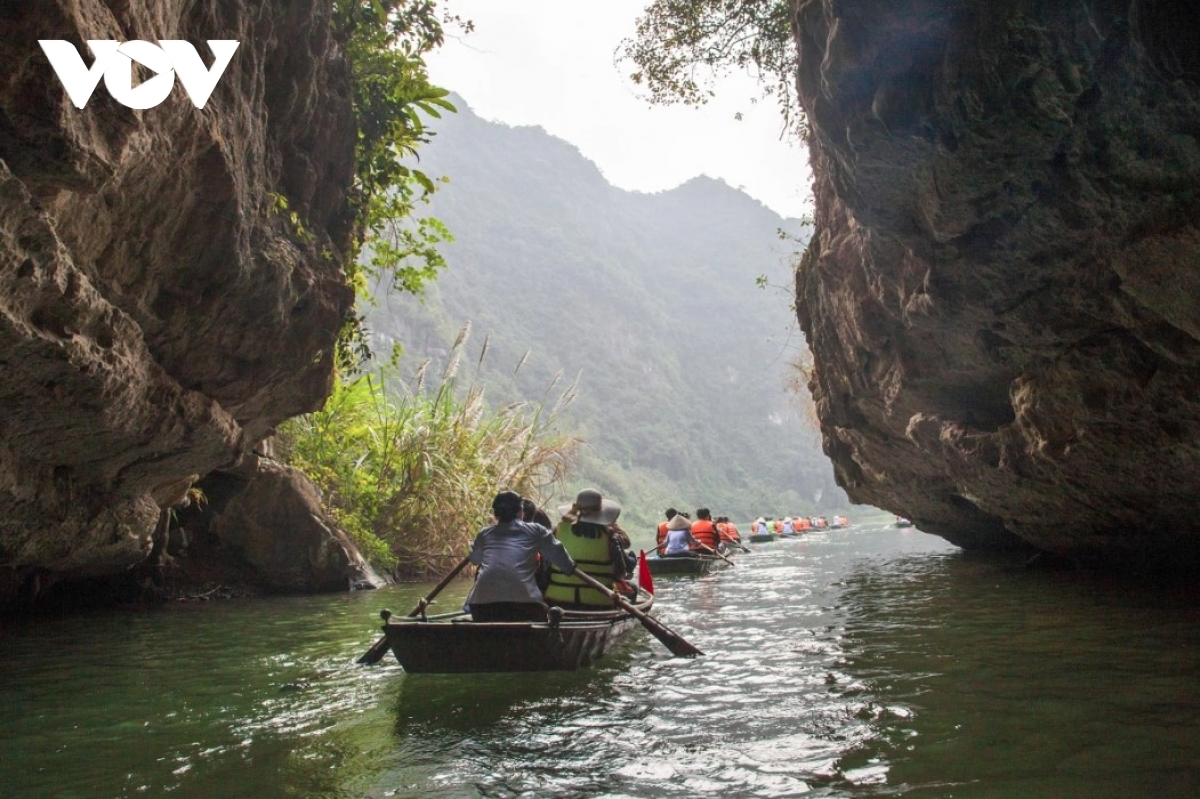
[381,589,653,673]
[646,554,726,575]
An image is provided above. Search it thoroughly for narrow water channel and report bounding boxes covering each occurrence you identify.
[3,520,1199,797]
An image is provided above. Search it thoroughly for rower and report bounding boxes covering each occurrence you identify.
[661,514,700,556]
[464,491,577,622]
[657,507,678,554]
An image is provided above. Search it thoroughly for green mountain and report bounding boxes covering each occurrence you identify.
[364,96,848,535]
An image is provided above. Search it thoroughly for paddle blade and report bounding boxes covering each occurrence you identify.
[645,620,703,658]
[637,549,654,596]
[356,635,391,665]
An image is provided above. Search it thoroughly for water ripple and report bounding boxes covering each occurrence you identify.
[7,523,1200,797]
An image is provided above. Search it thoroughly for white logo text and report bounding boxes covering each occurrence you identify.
[38,39,240,110]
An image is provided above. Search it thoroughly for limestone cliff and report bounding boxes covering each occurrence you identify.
[794,0,1200,568]
[0,0,356,606]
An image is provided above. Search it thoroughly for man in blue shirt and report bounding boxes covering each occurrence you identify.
[465,491,577,622]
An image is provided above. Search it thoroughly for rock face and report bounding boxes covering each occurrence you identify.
[0,0,356,607]
[793,0,1200,568]
[201,456,383,593]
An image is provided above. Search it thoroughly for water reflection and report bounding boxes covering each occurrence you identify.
[834,548,1200,797]
[391,666,630,734]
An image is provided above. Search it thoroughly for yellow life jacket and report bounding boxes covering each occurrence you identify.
[545,520,614,606]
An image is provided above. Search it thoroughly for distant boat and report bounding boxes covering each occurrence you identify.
[381,590,653,673]
[895,517,914,528]
[748,532,775,543]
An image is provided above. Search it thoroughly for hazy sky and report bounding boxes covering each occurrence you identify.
[426,0,813,220]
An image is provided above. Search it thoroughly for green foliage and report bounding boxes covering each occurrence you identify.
[332,0,468,370]
[268,193,308,241]
[621,0,805,134]
[279,324,581,578]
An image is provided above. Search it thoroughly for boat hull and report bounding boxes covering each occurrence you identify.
[646,554,724,575]
[382,595,651,673]
[748,533,775,543]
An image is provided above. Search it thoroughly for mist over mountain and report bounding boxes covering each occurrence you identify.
[365,96,849,532]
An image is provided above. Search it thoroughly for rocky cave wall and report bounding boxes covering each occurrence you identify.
[792,0,1200,568]
[0,0,357,606]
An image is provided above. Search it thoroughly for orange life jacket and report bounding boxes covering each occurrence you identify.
[774,519,784,533]
[722,522,740,542]
[690,519,719,550]
[657,521,668,550]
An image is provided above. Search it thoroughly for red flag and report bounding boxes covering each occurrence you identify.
[637,549,654,596]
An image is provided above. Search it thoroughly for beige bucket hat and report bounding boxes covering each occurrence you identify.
[557,487,621,526]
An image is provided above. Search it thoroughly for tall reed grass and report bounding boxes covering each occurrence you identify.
[279,324,581,578]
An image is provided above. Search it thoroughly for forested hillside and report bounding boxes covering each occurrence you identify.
[365,97,849,533]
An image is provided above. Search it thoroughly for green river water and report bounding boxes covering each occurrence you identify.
[3,521,1199,797]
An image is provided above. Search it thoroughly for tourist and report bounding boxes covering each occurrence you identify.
[657,507,678,554]
[716,515,741,546]
[690,507,721,552]
[521,498,553,528]
[545,488,633,607]
[465,490,577,622]
[522,498,555,592]
[609,514,637,578]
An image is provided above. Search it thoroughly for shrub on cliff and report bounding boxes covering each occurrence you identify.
[334,0,469,368]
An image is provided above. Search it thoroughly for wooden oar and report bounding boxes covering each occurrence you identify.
[356,554,472,665]
[570,570,703,658]
[698,543,736,566]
